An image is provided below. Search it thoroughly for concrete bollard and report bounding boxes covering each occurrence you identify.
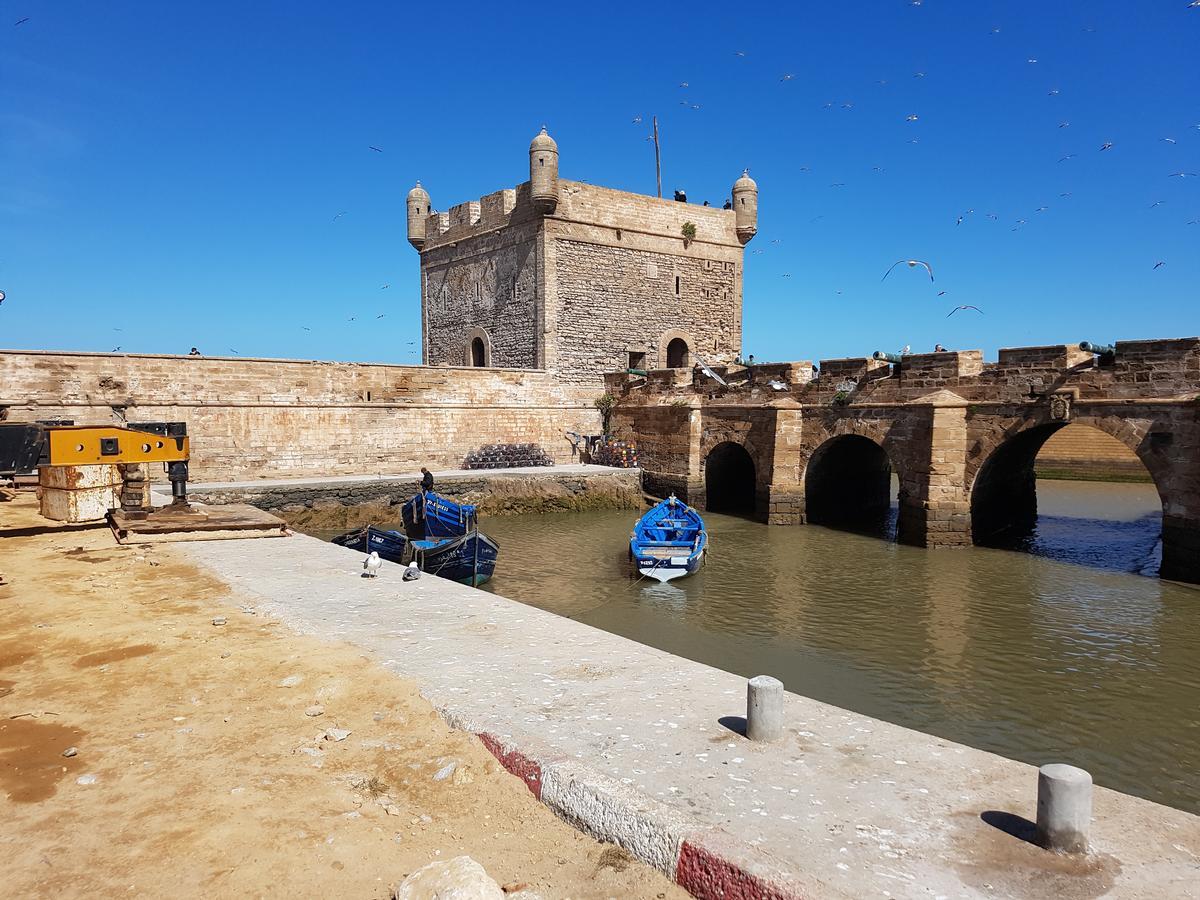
[746,675,784,742]
[1036,763,1092,853]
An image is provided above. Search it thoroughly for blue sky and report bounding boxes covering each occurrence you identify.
[1,1,1196,365]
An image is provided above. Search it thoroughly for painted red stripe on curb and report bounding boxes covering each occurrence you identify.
[477,732,543,800]
[676,840,802,900]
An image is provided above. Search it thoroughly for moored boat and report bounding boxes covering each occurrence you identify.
[399,490,500,586]
[330,524,410,564]
[629,494,707,583]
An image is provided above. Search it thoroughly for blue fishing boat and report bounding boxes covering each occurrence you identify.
[402,491,479,540]
[331,525,410,564]
[400,490,500,586]
[411,530,500,587]
[629,494,708,583]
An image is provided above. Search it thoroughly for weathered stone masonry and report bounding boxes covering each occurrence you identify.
[608,338,1200,584]
[0,350,598,482]
[408,129,754,384]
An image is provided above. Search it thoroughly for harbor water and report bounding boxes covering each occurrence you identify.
[321,479,1200,814]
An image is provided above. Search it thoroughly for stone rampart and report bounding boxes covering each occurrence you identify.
[0,350,599,482]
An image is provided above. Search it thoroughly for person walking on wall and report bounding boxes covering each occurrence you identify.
[420,467,434,493]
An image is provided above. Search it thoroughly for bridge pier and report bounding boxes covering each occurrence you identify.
[902,399,972,548]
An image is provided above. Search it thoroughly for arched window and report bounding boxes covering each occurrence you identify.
[471,337,486,367]
[666,337,689,369]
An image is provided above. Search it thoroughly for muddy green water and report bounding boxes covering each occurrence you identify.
[321,480,1200,814]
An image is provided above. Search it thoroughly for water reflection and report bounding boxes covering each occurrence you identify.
[315,479,1200,814]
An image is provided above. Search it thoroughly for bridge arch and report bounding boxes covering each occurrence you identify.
[704,441,757,515]
[969,416,1168,571]
[803,433,897,537]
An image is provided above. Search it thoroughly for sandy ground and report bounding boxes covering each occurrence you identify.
[0,491,687,899]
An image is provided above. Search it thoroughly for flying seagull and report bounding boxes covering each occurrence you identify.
[0,289,5,305]
[1162,137,1177,144]
[14,17,30,25]
[1150,200,1166,208]
[1100,142,1114,151]
[947,305,983,317]
[1058,154,1076,162]
[112,346,121,352]
[380,283,390,289]
[1168,172,1198,178]
[937,290,948,296]
[632,115,642,124]
[780,73,794,82]
[905,114,919,122]
[1059,122,1070,128]
[1048,88,1060,96]
[369,146,383,152]
[734,50,746,57]
[913,71,926,78]
[332,211,347,221]
[376,313,386,319]
[679,81,689,88]
[882,259,934,282]
[1153,261,1166,269]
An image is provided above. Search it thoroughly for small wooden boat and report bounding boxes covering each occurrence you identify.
[402,491,479,539]
[410,530,500,587]
[397,490,500,586]
[330,525,410,564]
[629,494,707,583]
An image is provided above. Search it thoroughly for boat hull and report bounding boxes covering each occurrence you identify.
[629,495,708,584]
[412,530,499,586]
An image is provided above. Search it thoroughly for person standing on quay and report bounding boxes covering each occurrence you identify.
[420,467,434,493]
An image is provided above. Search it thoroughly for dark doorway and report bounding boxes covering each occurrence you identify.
[971,424,1061,546]
[470,337,486,367]
[666,338,690,369]
[705,441,756,515]
[805,435,895,538]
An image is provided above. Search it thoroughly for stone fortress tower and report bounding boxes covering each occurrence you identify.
[407,128,757,384]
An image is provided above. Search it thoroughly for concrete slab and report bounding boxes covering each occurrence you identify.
[179,533,1200,899]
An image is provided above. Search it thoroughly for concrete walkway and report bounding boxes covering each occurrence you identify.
[179,533,1200,899]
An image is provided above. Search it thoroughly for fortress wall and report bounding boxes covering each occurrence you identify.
[421,220,541,369]
[0,351,599,482]
[555,181,740,246]
[552,238,741,381]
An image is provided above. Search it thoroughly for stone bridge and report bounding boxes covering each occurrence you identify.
[606,338,1200,584]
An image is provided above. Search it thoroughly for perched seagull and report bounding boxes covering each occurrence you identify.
[403,562,421,581]
[1100,142,1114,151]
[767,379,789,391]
[368,146,383,152]
[363,551,382,578]
[694,353,727,386]
[900,345,912,356]
[947,305,984,317]
[1153,261,1166,269]
[905,114,919,122]
[882,259,934,282]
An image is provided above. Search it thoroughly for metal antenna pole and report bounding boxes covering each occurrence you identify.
[653,116,662,199]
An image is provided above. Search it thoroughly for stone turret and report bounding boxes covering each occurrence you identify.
[407,181,431,250]
[529,127,559,213]
[732,169,758,245]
